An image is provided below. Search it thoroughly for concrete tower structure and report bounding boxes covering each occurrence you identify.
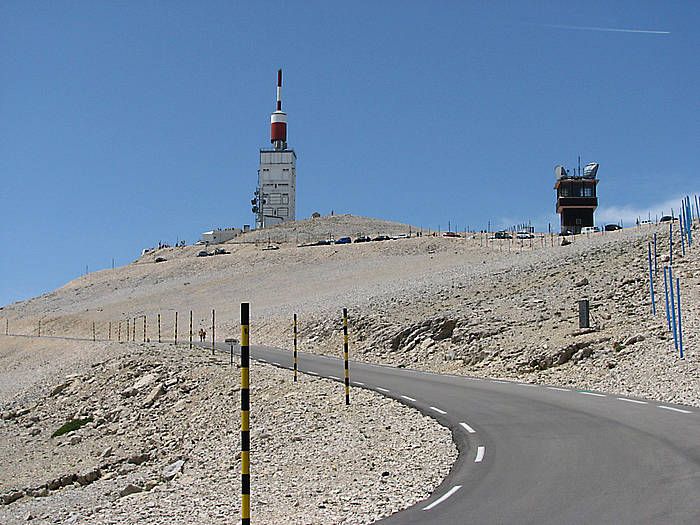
[554,161,599,234]
[253,69,296,229]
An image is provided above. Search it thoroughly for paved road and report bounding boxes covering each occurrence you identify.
[214,342,699,525]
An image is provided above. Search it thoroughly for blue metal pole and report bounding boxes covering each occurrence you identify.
[686,197,692,247]
[669,266,678,351]
[663,267,671,331]
[669,221,673,267]
[647,243,656,315]
[653,233,658,276]
[680,210,685,256]
[676,278,683,359]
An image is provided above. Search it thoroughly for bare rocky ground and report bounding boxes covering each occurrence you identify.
[1,214,699,521]
[0,338,455,524]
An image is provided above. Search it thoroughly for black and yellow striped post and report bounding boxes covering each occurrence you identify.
[174,312,178,345]
[343,308,350,405]
[293,313,298,382]
[240,302,251,525]
[211,308,216,355]
[189,310,193,349]
[126,318,129,342]
[93,321,96,342]
[118,321,121,343]
[132,317,136,342]
[143,316,146,343]
[108,321,111,341]
[158,313,161,343]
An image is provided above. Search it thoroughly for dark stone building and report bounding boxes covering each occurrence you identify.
[554,163,599,234]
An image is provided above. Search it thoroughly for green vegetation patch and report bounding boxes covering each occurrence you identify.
[51,417,93,438]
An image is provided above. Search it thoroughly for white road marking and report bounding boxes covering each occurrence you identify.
[617,397,647,405]
[429,406,447,415]
[579,391,606,397]
[422,485,462,511]
[354,381,365,386]
[519,383,540,387]
[307,371,318,376]
[491,380,508,384]
[273,362,281,366]
[329,375,341,380]
[401,395,417,402]
[376,387,390,393]
[459,422,476,433]
[259,359,267,363]
[475,446,485,462]
[658,405,692,414]
[547,387,570,392]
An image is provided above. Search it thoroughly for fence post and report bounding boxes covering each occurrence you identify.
[189,310,193,350]
[343,308,350,405]
[174,312,178,345]
[293,313,298,382]
[240,303,251,525]
[158,313,161,343]
[212,309,215,355]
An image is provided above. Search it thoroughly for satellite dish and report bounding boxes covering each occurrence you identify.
[583,162,599,179]
[554,165,567,179]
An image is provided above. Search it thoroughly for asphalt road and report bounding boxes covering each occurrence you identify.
[214,342,700,525]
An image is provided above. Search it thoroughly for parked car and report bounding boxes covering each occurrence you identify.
[581,226,599,234]
[154,257,167,263]
[372,235,391,241]
[494,231,512,239]
[353,236,372,243]
[315,239,332,246]
[660,215,676,223]
[213,247,230,255]
[335,237,351,244]
[605,224,622,231]
[196,250,210,257]
[442,231,460,238]
[516,231,535,239]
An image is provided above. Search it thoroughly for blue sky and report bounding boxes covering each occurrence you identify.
[1,1,698,306]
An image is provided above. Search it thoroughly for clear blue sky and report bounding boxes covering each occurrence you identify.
[1,1,698,306]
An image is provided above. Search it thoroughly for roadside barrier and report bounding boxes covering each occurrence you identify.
[240,302,251,525]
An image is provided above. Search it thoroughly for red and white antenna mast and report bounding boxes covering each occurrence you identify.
[270,69,287,150]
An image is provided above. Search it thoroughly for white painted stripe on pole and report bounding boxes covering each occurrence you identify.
[617,397,647,405]
[579,391,606,397]
[376,387,390,393]
[401,395,416,402]
[658,405,692,414]
[460,422,476,433]
[547,386,570,392]
[422,485,462,511]
[475,446,485,462]
[429,406,447,415]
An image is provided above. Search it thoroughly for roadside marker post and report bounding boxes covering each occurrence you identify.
[126,318,129,342]
[212,309,215,355]
[669,266,678,351]
[293,313,298,382]
[240,303,251,525]
[647,243,656,315]
[174,312,178,345]
[93,321,96,342]
[669,222,673,267]
[653,233,658,276]
[143,316,146,343]
[117,321,121,343]
[132,317,136,342]
[108,321,111,341]
[158,313,161,343]
[189,310,193,349]
[676,278,684,359]
[343,308,350,406]
[663,267,671,331]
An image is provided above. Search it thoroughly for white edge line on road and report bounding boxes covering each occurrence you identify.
[354,381,365,385]
[617,397,647,405]
[272,362,281,366]
[547,387,570,392]
[422,485,462,511]
[579,391,606,397]
[490,380,508,384]
[376,387,390,393]
[475,446,485,462]
[401,395,416,402]
[519,383,539,387]
[459,422,476,433]
[307,371,318,376]
[658,405,692,414]
[258,359,267,363]
[329,376,341,380]
[429,406,447,415]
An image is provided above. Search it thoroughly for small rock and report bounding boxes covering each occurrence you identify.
[119,483,143,497]
[69,435,82,445]
[575,277,589,287]
[50,382,71,397]
[623,334,645,346]
[132,373,157,390]
[1,490,25,505]
[76,468,101,486]
[128,452,150,465]
[99,446,113,459]
[161,459,185,481]
[144,384,165,406]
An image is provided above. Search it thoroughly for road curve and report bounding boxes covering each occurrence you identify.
[224,343,699,525]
